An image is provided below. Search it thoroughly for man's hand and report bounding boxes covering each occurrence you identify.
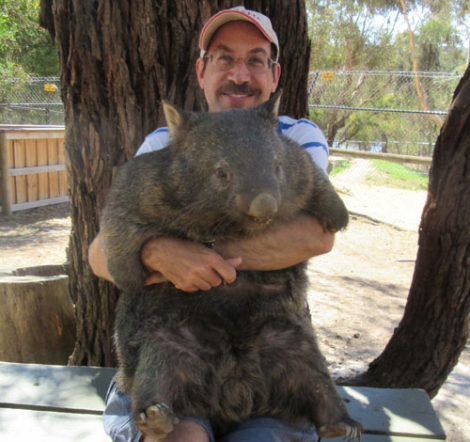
[142,237,242,292]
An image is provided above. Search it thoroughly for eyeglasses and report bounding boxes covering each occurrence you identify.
[205,51,276,74]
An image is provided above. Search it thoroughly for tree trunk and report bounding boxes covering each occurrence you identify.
[0,267,76,365]
[39,0,310,367]
[344,65,470,398]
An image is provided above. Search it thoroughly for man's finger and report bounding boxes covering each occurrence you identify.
[216,256,242,284]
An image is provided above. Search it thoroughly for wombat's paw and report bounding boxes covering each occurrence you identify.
[135,403,179,440]
[318,417,363,440]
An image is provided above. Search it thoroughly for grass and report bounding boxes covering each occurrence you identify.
[368,160,429,190]
[330,159,352,176]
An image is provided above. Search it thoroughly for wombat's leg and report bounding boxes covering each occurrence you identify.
[306,176,349,232]
[130,344,179,440]
[258,319,363,440]
[114,297,144,393]
[295,338,363,440]
[130,325,217,439]
[299,345,363,440]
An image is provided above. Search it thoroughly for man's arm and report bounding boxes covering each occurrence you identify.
[215,214,334,271]
[88,233,242,291]
[140,214,333,290]
[89,214,333,291]
[88,235,115,282]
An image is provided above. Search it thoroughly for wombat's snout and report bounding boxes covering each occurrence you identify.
[248,193,279,224]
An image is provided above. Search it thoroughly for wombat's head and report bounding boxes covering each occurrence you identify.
[162,90,314,238]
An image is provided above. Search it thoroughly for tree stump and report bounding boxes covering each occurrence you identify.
[0,265,76,365]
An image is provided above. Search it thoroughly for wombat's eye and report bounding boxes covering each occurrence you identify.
[215,168,230,180]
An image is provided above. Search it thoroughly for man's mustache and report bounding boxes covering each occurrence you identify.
[217,83,259,95]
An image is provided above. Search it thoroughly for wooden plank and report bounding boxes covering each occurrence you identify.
[329,148,432,165]
[0,363,446,441]
[12,139,27,203]
[0,409,109,442]
[8,139,16,206]
[25,138,39,202]
[47,137,60,198]
[9,164,66,176]
[4,129,65,140]
[9,196,69,212]
[353,437,443,442]
[0,132,12,215]
[0,407,441,442]
[36,139,49,200]
[0,124,64,129]
[57,137,68,196]
[333,386,446,440]
[0,362,115,412]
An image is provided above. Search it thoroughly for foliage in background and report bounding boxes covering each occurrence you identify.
[304,0,468,155]
[308,70,460,155]
[2,0,467,81]
[0,0,59,77]
[306,0,468,72]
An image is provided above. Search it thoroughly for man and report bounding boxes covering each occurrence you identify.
[90,7,334,442]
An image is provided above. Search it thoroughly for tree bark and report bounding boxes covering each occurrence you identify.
[344,64,470,398]
[0,269,76,365]
[39,0,310,367]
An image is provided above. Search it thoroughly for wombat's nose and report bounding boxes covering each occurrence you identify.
[248,193,278,220]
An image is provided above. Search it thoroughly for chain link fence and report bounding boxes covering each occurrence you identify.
[2,71,461,228]
[0,77,63,125]
[1,70,460,136]
[308,70,460,156]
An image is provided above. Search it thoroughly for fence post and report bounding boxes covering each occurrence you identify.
[0,131,12,216]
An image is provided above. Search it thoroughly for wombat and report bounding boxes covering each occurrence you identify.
[100,90,362,440]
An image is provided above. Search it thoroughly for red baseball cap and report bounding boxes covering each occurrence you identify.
[199,6,280,62]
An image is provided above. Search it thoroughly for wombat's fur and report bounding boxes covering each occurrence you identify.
[100,91,362,440]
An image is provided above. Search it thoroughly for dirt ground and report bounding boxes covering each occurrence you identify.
[0,196,468,441]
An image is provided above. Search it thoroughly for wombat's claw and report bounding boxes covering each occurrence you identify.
[135,403,179,439]
[318,419,363,440]
[343,425,362,441]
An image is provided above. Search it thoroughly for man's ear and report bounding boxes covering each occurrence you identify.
[196,57,205,90]
[271,63,281,93]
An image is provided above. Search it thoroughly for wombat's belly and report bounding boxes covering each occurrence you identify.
[117,276,316,425]
[126,269,307,328]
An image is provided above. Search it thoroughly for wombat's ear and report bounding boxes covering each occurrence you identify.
[162,101,190,135]
[259,89,282,126]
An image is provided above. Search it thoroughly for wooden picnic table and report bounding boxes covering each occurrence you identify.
[0,361,446,441]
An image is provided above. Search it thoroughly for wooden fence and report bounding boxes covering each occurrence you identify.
[0,125,67,215]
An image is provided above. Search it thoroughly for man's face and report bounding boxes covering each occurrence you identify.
[196,21,281,112]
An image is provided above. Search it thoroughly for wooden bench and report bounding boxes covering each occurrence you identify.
[0,361,446,441]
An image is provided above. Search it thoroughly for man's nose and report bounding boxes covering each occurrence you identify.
[226,59,251,83]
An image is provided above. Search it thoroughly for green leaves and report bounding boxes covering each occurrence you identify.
[0,0,58,77]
